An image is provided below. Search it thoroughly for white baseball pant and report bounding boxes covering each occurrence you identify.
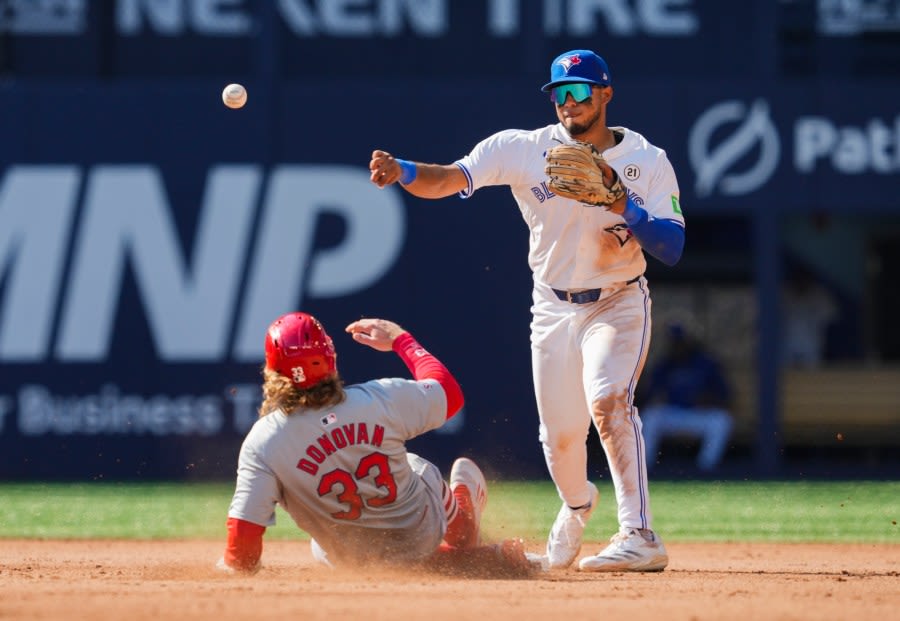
[530,277,654,530]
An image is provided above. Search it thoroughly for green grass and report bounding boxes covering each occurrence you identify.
[0,481,897,543]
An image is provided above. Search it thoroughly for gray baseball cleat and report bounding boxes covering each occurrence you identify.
[578,528,668,572]
[545,482,600,569]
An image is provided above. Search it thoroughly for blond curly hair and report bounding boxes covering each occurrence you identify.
[258,367,346,417]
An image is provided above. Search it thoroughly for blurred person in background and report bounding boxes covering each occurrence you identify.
[781,263,839,369]
[639,322,734,474]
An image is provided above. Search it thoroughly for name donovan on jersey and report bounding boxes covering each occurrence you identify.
[296,423,385,475]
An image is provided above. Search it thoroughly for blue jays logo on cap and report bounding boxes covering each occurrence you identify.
[557,54,582,73]
[541,49,611,92]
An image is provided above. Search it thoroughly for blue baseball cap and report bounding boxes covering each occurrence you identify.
[541,50,611,92]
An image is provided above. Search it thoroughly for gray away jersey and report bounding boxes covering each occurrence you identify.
[227,377,449,564]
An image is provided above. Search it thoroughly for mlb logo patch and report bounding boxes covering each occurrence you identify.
[321,412,337,426]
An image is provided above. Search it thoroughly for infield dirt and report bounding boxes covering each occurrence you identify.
[1,540,897,621]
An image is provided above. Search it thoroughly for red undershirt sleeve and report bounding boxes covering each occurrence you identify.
[392,332,464,418]
[223,517,266,571]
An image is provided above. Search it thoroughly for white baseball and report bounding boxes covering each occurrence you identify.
[222,83,247,109]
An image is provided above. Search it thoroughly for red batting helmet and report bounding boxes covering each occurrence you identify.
[264,312,337,389]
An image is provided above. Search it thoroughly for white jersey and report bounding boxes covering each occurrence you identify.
[455,124,684,290]
[227,377,449,564]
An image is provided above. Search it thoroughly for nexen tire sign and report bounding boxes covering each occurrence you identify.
[0,165,405,361]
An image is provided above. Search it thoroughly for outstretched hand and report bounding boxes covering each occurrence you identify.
[345,318,407,352]
[369,150,402,188]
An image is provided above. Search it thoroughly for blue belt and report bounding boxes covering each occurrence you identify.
[552,275,642,304]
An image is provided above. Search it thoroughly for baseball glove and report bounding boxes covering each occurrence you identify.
[545,141,626,207]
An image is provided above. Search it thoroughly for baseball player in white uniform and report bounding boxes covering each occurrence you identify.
[217,312,532,574]
[369,49,685,572]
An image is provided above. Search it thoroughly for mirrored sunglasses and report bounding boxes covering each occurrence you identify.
[550,83,593,105]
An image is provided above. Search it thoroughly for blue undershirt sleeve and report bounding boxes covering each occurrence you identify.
[621,197,685,266]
